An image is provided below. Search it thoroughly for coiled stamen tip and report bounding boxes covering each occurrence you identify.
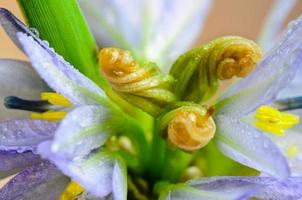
[98,48,138,76]
[216,42,263,80]
[167,109,216,151]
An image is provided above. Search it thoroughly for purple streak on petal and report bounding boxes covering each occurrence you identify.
[0,59,49,120]
[0,119,57,153]
[38,141,117,198]
[0,161,69,200]
[51,105,110,159]
[217,15,302,117]
[215,115,290,178]
[16,32,106,105]
[188,176,302,200]
[0,150,41,178]
[0,8,36,51]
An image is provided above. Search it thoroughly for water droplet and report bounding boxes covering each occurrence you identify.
[42,40,49,47]
[29,27,40,37]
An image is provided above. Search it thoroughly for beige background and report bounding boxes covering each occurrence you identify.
[0,0,302,188]
[1,0,302,61]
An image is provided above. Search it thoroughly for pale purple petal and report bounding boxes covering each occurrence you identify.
[0,161,69,200]
[0,8,34,51]
[258,0,297,51]
[112,160,127,200]
[51,105,111,159]
[162,182,258,200]
[0,59,49,120]
[16,32,106,106]
[215,115,290,178]
[79,0,212,68]
[0,150,41,178]
[267,129,302,175]
[188,176,302,200]
[38,142,127,198]
[217,15,302,117]
[277,65,302,99]
[0,119,57,153]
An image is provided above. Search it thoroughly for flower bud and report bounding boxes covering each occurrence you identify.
[158,103,216,151]
[99,48,176,116]
[170,36,263,103]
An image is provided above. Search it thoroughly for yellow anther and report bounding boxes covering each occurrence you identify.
[59,181,85,200]
[254,106,300,136]
[31,111,67,121]
[41,92,71,107]
[287,145,299,158]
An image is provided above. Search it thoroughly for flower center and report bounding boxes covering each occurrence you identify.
[254,105,299,136]
[4,92,71,121]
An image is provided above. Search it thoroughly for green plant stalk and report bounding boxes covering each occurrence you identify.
[17,0,105,85]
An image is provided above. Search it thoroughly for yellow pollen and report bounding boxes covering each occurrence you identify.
[254,106,300,136]
[287,145,299,158]
[31,111,67,121]
[59,181,85,200]
[41,92,71,107]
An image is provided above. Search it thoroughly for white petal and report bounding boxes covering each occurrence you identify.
[258,0,297,51]
[16,32,107,105]
[79,0,212,68]
[215,115,290,178]
[0,59,49,120]
[38,142,127,198]
[267,129,302,176]
[51,105,111,159]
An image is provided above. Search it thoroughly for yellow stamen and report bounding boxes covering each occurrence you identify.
[287,145,299,157]
[31,111,67,121]
[41,92,71,107]
[254,106,300,136]
[59,181,85,200]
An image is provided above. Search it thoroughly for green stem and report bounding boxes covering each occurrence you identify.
[17,0,103,84]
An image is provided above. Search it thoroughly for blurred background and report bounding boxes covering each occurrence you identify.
[1,0,302,60]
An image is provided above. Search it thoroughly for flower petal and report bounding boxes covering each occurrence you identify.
[0,161,69,200]
[217,15,302,117]
[79,0,211,68]
[0,150,41,178]
[258,0,297,51]
[0,8,34,51]
[50,105,111,159]
[0,119,57,153]
[16,32,107,106]
[186,176,302,200]
[277,65,302,99]
[215,115,290,178]
[0,59,49,120]
[161,181,259,200]
[267,129,302,175]
[112,160,127,200]
[38,142,127,198]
